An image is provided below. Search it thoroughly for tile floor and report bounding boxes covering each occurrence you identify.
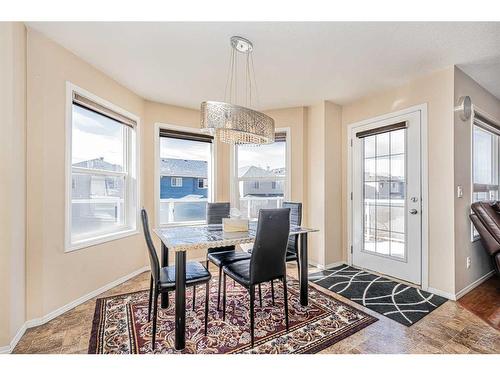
[12,265,500,354]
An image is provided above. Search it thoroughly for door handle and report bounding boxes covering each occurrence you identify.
[409,209,418,215]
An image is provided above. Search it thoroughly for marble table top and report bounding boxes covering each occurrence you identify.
[154,222,318,252]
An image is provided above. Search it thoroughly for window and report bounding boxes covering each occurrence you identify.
[232,131,288,219]
[67,85,139,251]
[198,178,208,189]
[159,127,214,225]
[472,114,500,240]
[171,177,183,187]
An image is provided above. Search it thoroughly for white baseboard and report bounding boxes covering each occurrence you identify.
[307,260,345,271]
[427,270,495,301]
[2,265,149,354]
[426,287,457,301]
[0,322,28,354]
[455,270,495,300]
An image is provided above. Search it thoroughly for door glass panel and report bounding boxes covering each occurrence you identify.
[362,129,406,259]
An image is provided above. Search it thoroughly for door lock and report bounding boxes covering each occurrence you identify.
[409,209,418,215]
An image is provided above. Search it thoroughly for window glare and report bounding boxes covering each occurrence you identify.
[473,127,494,185]
[159,135,212,225]
[72,105,124,171]
[235,136,287,219]
[69,95,137,249]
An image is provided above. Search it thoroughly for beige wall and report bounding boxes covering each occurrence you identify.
[342,67,456,294]
[324,102,343,266]
[305,102,343,267]
[26,28,147,319]
[0,22,27,349]
[454,67,500,293]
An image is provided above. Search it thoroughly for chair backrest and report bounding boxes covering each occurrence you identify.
[206,202,231,224]
[250,208,291,284]
[141,208,160,282]
[282,202,302,253]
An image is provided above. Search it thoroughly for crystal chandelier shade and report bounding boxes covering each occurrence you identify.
[200,36,275,145]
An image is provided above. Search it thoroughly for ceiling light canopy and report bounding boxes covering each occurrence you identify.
[200,36,275,145]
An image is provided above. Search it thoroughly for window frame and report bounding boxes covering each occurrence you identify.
[171,177,183,187]
[155,123,216,227]
[198,178,208,189]
[471,108,500,242]
[230,127,291,216]
[65,82,141,252]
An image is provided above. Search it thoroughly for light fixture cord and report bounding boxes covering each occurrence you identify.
[224,46,234,103]
[250,52,260,108]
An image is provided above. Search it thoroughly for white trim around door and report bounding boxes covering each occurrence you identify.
[346,104,429,291]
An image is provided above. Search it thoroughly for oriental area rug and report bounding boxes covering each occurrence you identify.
[89,278,376,354]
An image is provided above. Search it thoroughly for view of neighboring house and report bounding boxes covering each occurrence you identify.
[238,165,285,197]
[72,157,123,199]
[160,158,208,199]
[364,178,406,200]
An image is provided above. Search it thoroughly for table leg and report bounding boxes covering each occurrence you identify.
[175,250,186,350]
[161,242,169,308]
[299,233,308,306]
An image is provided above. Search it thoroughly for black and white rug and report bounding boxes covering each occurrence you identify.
[310,264,447,326]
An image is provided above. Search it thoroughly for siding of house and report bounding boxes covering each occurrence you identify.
[160,176,208,199]
[242,180,284,197]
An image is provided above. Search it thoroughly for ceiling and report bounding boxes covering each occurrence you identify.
[27,22,500,110]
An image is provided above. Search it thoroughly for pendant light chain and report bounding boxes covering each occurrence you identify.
[200,36,275,145]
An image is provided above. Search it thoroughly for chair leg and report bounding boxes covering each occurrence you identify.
[270,280,275,306]
[217,266,222,311]
[296,257,300,279]
[282,276,289,331]
[152,287,159,350]
[258,284,263,307]
[249,285,255,347]
[204,281,210,335]
[148,275,153,322]
[192,285,196,311]
[222,272,227,321]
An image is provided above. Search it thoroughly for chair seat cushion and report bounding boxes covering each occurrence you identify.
[208,250,251,267]
[159,261,211,289]
[207,245,235,254]
[223,259,251,287]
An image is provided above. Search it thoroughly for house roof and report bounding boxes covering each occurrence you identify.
[73,157,123,172]
[160,158,207,178]
[238,165,275,178]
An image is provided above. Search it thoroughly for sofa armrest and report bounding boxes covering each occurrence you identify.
[470,213,500,256]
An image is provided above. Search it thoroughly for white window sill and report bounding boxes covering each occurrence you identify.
[66,228,139,253]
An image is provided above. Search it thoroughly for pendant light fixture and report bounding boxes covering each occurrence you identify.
[200,36,275,145]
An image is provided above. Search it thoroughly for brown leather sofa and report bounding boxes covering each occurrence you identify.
[470,201,500,276]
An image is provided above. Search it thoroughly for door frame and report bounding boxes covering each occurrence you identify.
[346,104,429,291]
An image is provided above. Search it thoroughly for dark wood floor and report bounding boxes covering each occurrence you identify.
[458,274,500,331]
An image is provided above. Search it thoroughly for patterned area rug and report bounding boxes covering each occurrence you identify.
[310,264,447,326]
[89,278,376,354]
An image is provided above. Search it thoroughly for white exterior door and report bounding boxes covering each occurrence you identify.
[351,110,422,285]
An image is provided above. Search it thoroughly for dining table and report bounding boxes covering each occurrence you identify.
[154,222,318,350]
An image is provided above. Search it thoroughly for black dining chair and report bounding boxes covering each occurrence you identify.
[141,209,212,350]
[205,202,252,310]
[248,202,302,305]
[221,208,291,347]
